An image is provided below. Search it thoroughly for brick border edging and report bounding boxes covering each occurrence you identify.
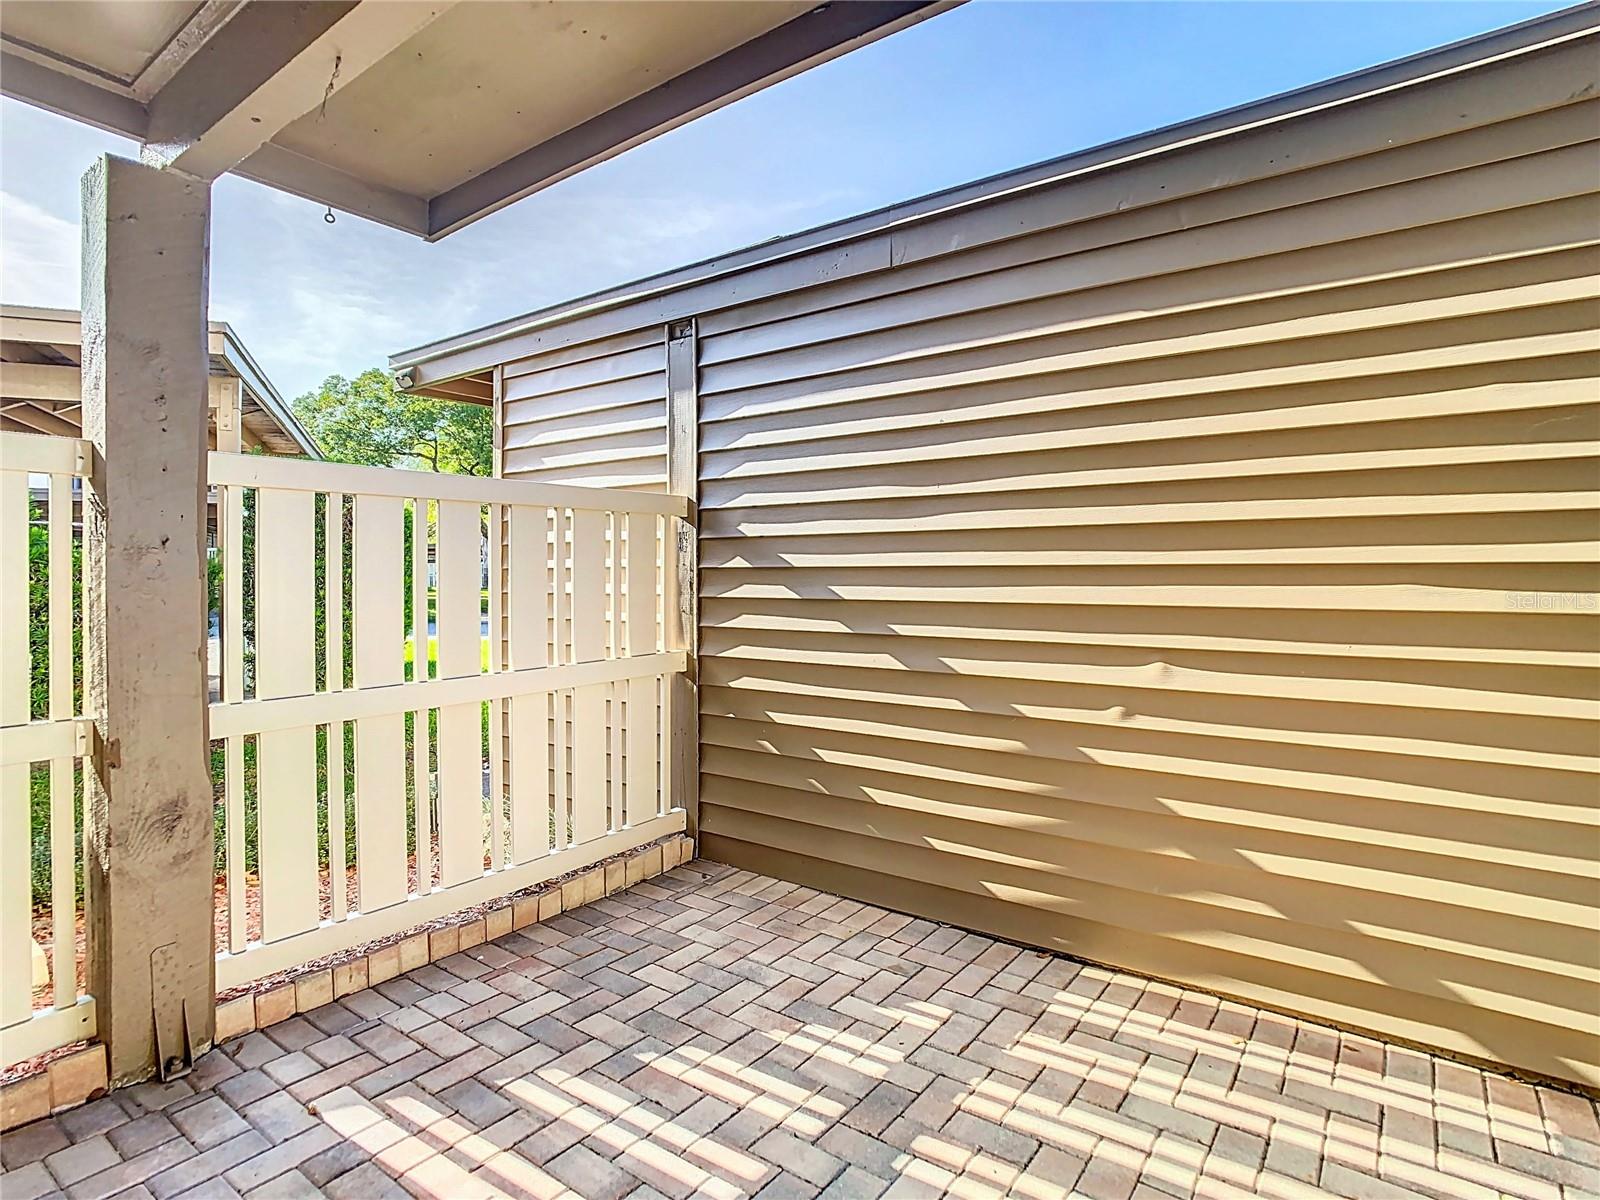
[0,1045,106,1133]
[0,834,694,1133]
[215,834,695,1041]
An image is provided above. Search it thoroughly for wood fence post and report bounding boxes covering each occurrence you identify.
[664,319,699,839]
[80,155,216,1086]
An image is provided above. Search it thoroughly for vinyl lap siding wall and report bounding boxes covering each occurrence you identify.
[495,327,671,825]
[501,326,668,490]
[493,27,1600,1087]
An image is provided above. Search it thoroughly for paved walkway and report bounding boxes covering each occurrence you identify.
[2,861,1596,1200]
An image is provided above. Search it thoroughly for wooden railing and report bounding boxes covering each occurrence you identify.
[209,453,689,989]
[0,432,95,1067]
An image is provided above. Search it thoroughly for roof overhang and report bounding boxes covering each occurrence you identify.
[1,0,957,241]
[0,304,321,456]
[390,0,1600,387]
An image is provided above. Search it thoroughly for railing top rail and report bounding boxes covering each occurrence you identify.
[208,451,689,518]
[209,651,685,737]
[0,431,92,477]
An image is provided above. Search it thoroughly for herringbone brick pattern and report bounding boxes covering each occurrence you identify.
[3,861,1596,1200]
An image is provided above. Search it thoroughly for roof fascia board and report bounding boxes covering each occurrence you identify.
[0,304,83,323]
[392,0,1600,375]
[212,322,322,458]
[403,233,895,391]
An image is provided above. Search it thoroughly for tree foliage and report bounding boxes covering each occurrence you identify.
[292,367,491,475]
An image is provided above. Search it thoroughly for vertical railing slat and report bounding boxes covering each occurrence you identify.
[254,487,319,942]
[47,473,71,723]
[325,492,346,923]
[607,513,622,832]
[487,500,504,872]
[223,484,246,952]
[411,498,431,893]
[570,508,607,845]
[47,761,73,1010]
[435,498,482,888]
[552,508,570,849]
[47,473,74,1008]
[507,505,550,864]
[353,495,407,912]
[626,513,659,828]
[659,514,679,818]
[0,469,32,1027]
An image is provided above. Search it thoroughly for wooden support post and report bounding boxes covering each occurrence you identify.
[80,155,216,1086]
[664,319,699,838]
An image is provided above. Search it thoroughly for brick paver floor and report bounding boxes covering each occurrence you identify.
[4,860,1597,1200]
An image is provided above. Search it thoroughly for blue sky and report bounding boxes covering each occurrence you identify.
[0,0,1572,403]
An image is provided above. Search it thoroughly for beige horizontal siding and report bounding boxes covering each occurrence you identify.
[693,59,1600,1087]
[501,326,668,491]
[492,31,1600,1088]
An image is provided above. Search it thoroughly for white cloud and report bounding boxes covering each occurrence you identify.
[0,191,79,308]
[0,97,867,403]
[205,176,863,400]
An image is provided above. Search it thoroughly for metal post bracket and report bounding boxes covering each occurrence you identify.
[149,943,200,1080]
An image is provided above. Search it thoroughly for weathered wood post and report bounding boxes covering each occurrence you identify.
[80,154,216,1085]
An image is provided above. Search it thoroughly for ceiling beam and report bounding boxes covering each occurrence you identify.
[0,362,81,403]
[234,143,429,235]
[0,48,147,140]
[142,0,452,181]
[0,310,82,349]
[426,0,955,240]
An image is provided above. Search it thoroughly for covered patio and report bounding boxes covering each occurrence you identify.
[1,2,1598,1197]
[0,0,955,1101]
[2,860,1595,1200]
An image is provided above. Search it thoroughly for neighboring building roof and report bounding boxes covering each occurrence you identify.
[390,0,1600,387]
[0,0,955,241]
[0,304,321,458]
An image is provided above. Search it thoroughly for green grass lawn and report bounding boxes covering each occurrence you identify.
[404,636,492,673]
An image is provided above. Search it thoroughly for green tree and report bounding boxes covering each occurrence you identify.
[432,400,493,477]
[292,367,492,475]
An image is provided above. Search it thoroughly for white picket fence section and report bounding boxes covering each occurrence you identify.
[209,453,689,990]
[0,431,95,1068]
